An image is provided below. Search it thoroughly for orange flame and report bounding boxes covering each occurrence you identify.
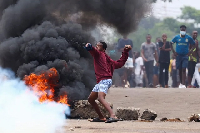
[24,68,69,106]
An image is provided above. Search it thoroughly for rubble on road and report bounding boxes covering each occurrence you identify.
[116,107,140,120]
[160,117,184,122]
[141,109,157,120]
[188,114,200,122]
[70,100,112,119]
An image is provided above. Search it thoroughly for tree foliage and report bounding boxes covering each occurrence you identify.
[179,6,200,23]
[110,5,200,53]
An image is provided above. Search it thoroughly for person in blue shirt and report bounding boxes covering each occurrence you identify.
[171,25,196,88]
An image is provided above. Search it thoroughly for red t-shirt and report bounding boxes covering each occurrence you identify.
[89,47,129,83]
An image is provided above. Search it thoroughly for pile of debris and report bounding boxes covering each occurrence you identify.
[116,107,140,120]
[68,100,200,122]
[69,100,158,121]
[160,117,184,122]
[188,114,200,122]
[70,100,112,119]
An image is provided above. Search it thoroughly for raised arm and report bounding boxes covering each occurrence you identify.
[113,45,132,69]
[84,43,99,57]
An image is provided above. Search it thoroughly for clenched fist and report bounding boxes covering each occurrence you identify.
[124,45,132,51]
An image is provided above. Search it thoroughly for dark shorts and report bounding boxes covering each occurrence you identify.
[153,66,159,75]
[188,61,196,77]
[176,55,188,69]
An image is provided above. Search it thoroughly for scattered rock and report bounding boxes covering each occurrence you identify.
[70,100,112,119]
[160,117,184,122]
[188,114,200,122]
[138,120,153,122]
[75,126,81,128]
[141,109,157,120]
[69,128,74,131]
[116,107,140,120]
[160,117,168,121]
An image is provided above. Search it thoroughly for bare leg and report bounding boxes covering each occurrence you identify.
[88,92,105,120]
[98,92,116,118]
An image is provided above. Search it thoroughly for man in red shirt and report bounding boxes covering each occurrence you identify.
[85,42,131,123]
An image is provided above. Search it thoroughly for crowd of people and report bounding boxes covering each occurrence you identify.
[112,25,200,88]
[84,25,200,123]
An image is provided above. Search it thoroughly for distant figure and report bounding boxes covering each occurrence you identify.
[153,37,162,87]
[171,25,195,88]
[158,34,171,88]
[191,65,200,87]
[134,52,144,87]
[187,31,199,88]
[141,34,158,88]
[117,35,134,87]
[171,54,178,87]
[85,41,132,123]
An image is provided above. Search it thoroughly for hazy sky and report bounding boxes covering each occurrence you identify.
[153,0,200,19]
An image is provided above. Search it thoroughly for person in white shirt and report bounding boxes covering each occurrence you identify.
[191,63,200,87]
[135,52,144,87]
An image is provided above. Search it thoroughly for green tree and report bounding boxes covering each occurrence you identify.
[139,16,160,30]
[129,22,174,51]
[179,6,200,23]
[178,6,200,35]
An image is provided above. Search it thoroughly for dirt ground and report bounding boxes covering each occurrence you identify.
[62,87,200,133]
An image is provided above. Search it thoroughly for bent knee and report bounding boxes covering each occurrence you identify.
[88,97,95,103]
[97,96,105,103]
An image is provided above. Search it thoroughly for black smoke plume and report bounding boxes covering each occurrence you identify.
[0,0,150,100]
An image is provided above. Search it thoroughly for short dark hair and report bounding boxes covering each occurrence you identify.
[156,37,161,40]
[180,25,186,29]
[136,51,140,55]
[100,41,107,50]
[146,34,151,37]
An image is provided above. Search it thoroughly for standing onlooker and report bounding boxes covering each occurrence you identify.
[191,63,200,87]
[135,52,144,87]
[158,34,171,88]
[141,34,159,87]
[117,35,134,87]
[187,31,200,88]
[171,54,177,87]
[153,37,162,87]
[171,25,195,88]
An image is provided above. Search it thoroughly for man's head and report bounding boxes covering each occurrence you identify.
[135,51,140,58]
[180,25,187,36]
[162,34,167,41]
[192,31,198,39]
[95,41,107,51]
[123,34,128,39]
[146,34,152,43]
[156,37,161,43]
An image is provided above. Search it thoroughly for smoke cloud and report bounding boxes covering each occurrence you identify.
[0,0,151,100]
[0,67,69,133]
